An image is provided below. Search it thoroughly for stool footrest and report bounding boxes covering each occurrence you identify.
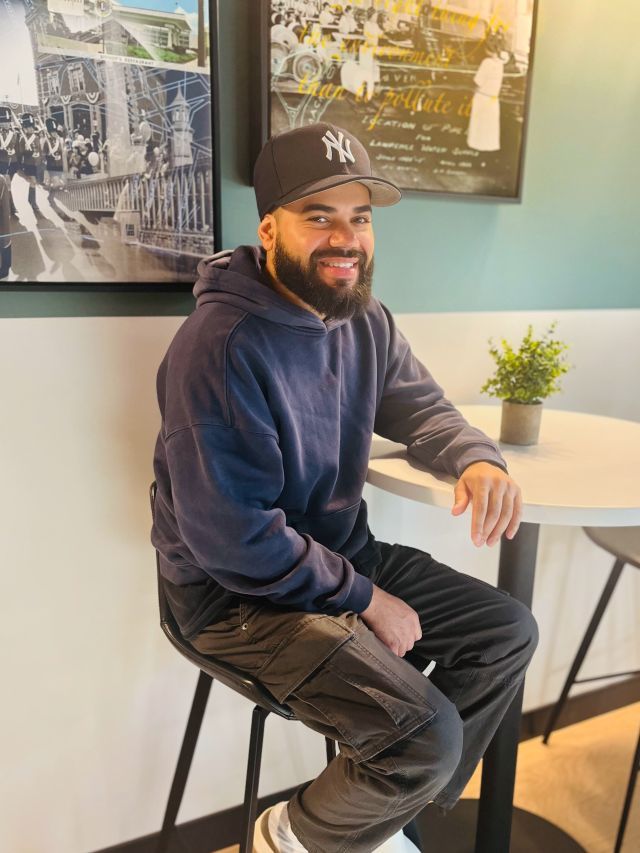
[574,670,640,684]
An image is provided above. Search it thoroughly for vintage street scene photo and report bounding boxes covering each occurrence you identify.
[267,0,537,198]
[0,0,217,285]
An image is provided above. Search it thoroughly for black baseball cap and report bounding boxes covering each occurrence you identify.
[253,122,402,220]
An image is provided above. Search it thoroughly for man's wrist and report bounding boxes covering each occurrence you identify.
[461,459,509,476]
[343,571,374,614]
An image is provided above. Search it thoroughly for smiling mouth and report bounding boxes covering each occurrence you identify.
[318,259,359,270]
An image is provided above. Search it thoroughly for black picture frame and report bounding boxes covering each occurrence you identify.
[0,0,222,292]
[253,0,539,203]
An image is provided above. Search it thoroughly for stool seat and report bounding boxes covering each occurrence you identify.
[160,594,296,720]
[583,526,640,570]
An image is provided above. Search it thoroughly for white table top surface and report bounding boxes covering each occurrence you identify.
[367,405,640,527]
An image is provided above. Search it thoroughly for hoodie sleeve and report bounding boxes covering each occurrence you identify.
[161,328,372,615]
[164,425,372,613]
[373,303,508,478]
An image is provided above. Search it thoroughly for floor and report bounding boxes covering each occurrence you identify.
[214,701,639,852]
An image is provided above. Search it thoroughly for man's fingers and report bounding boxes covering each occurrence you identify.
[451,482,470,515]
[486,491,515,546]
[504,489,523,539]
[413,611,422,641]
[481,481,508,538]
[461,467,523,547]
[471,485,490,545]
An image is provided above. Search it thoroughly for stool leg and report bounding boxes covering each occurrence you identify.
[239,705,269,853]
[325,737,336,765]
[614,726,640,853]
[157,670,213,853]
[403,818,422,849]
[542,558,625,745]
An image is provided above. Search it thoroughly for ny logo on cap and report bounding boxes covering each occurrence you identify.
[321,129,355,164]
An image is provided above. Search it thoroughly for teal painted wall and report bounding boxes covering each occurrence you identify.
[1,0,638,317]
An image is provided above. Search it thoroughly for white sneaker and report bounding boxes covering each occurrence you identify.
[253,802,422,852]
[373,828,421,852]
[253,800,307,852]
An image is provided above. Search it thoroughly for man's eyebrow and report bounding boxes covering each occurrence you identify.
[298,203,373,214]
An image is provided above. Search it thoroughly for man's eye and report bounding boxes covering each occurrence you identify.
[307,216,370,225]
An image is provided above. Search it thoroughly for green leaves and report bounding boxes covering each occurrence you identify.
[480,322,572,404]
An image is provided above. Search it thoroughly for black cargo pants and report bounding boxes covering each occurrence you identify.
[191,540,539,852]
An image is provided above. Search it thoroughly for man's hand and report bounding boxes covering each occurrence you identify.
[360,585,422,657]
[451,461,522,547]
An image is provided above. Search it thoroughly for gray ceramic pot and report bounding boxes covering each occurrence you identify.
[499,400,543,445]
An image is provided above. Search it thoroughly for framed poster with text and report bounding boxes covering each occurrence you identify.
[0,0,221,290]
[256,0,538,202]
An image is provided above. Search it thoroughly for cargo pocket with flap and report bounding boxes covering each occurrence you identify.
[284,621,438,764]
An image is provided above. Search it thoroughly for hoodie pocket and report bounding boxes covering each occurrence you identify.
[286,500,362,552]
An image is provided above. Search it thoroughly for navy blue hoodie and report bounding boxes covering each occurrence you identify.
[151,245,508,640]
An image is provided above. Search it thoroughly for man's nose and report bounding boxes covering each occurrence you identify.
[328,223,359,248]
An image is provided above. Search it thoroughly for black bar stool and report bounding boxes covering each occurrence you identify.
[543,526,640,743]
[149,482,336,853]
[614,724,639,853]
[543,525,640,851]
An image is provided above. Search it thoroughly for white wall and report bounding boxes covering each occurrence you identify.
[1,310,638,853]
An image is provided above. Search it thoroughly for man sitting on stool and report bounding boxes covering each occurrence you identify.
[151,122,538,852]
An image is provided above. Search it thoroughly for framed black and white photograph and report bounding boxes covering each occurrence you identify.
[0,0,221,289]
[256,0,539,201]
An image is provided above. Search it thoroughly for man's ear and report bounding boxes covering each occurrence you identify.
[257,213,277,251]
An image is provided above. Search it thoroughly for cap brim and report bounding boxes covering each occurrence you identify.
[276,174,402,211]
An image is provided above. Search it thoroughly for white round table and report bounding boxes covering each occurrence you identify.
[367,405,640,853]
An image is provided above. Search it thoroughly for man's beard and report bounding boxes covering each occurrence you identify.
[272,237,374,322]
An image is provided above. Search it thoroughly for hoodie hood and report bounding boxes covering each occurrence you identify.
[193,245,351,334]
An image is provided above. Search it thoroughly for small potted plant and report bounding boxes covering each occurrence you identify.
[480,322,571,445]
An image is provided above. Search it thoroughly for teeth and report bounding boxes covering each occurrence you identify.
[322,261,356,268]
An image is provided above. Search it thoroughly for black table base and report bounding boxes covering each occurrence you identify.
[475,522,542,851]
[407,522,586,852]
[407,800,586,852]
